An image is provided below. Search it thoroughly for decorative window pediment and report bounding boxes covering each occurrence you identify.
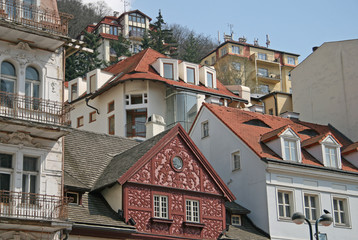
[279,128,301,162]
[321,135,341,169]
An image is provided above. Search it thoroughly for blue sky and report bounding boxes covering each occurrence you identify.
[85,0,358,61]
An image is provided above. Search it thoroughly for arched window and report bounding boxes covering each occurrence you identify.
[25,66,40,109]
[1,61,16,108]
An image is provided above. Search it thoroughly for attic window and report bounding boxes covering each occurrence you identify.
[298,129,319,137]
[244,119,271,128]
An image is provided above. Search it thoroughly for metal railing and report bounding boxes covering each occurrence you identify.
[0,190,69,221]
[126,121,146,138]
[0,91,70,126]
[0,0,72,36]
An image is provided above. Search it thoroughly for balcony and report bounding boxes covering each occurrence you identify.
[0,190,69,221]
[0,91,70,126]
[257,72,281,83]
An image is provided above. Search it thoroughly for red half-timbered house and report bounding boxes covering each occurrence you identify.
[65,124,236,240]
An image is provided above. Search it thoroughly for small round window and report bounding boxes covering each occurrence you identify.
[172,156,183,170]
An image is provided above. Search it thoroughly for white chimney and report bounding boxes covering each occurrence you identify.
[248,104,264,113]
[146,114,166,138]
[280,111,300,119]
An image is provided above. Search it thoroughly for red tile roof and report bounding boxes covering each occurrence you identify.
[301,132,342,148]
[202,103,358,173]
[99,33,118,40]
[91,48,246,102]
[342,142,358,155]
[261,125,298,143]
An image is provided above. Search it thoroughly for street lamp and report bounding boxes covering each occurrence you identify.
[292,211,333,240]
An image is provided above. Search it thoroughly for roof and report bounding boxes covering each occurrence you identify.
[90,48,245,102]
[301,132,342,148]
[225,201,250,215]
[342,142,358,155]
[64,129,138,189]
[261,125,296,143]
[199,103,358,173]
[118,9,152,21]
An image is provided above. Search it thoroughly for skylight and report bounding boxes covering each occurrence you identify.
[243,119,271,128]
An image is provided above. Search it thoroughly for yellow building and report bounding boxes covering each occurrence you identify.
[201,37,299,94]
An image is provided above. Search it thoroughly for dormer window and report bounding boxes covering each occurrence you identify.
[71,83,78,101]
[207,72,213,88]
[325,146,338,168]
[164,63,174,80]
[321,135,341,168]
[280,129,301,162]
[284,139,298,161]
[186,67,195,84]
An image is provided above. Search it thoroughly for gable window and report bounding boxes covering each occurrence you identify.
[207,72,213,88]
[0,153,12,193]
[232,46,240,55]
[108,115,115,135]
[231,215,241,226]
[201,121,209,138]
[333,198,348,226]
[89,111,96,123]
[186,67,195,84]
[284,139,298,161]
[186,199,200,223]
[71,83,78,101]
[304,194,319,221]
[232,151,241,171]
[77,116,84,128]
[129,13,145,24]
[258,68,268,77]
[324,146,338,168]
[164,63,174,80]
[25,67,40,109]
[258,53,267,60]
[277,190,293,219]
[154,195,168,219]
[108,101,114,113]
[287,56,295,65]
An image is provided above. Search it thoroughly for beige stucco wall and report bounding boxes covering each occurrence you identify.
[291,39,358,141]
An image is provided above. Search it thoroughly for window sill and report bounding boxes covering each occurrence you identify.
[334,223,351,229]
[151,218,173,224]
[183,222,205,228]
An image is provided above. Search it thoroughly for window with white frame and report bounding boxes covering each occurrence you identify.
[154,195,168,219]
[232,46,240,55]
[0,153,12,193]
[333,197,348,226]
[324,146,338,168]
[207,72,213,88]
[232,151,240,171]
[287,56,295,65]
[284,139,298,161]
[277,190,293,219]
[258,53,267,60]
[164,63,174,80]
[186,199,200,222]
[201,121,209,138]
[186,67,195,84]
[304,194,319,221]
[125,93,148,105]
[231,215,241,226]
[71,83,78,101]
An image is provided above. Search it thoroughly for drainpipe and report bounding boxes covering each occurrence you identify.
[85,97,100,114]
[273,92,278,116]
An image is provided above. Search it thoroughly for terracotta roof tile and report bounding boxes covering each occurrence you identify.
[301,132,341,148]
[342,142,358,155]
[99,33,119,40]
[261,125,298,143]
[203,103,358,173]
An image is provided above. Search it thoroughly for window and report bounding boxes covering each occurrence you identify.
[25,67,40,110]
[164,63,174,79]
[232,62,241,71]
[108,115,115,135]
[277,190,293,219]
[77,116,84,128]
[232,151,240,171]
[22,156,38,203]
[154,195,168,219]
[109,26,118,35]
[186,67,195,84]
[258,53,267,60]
[258,68,268,77]
[269,108,274,115]
[201,121,208,138]
[325,146,338,168]
[231,215,241,226]
[220,47,227,57]
[66,192,80,205]
[129,13,145,24]
[287,56,295,65]
[126,93,148,105]
[211,56,216,64]
[90,74,96,92]
[259,84,269,94]
[71,83,78,101]
[128,25,145,37]
[108,101,114,113]
[207,72,213,88]
[0,153,12,193]
[284,139,298,161]
[304,194,318,221]
[89,111,96,123]
[126,109,146,138]
[186,199,200,223]
[333,198,348,226]
[232,46,240,54]
[1,61,16,107]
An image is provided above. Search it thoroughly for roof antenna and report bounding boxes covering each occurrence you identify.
[227,23,234,38]
[121,0,129,12]
[266,34,270,48]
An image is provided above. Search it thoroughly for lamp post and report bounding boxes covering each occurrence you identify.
[292,212,333,240]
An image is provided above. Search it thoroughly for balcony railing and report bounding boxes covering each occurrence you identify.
[0,91,70,126]
[126,121,146,138]
[0,191,69,221]
[0,0,72,36]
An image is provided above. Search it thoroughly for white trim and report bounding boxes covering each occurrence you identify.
[275,187,295,221]
[331,195,351,228]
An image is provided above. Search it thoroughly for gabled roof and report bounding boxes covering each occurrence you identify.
[118,9,152,21]
[342,142,358,155]
[93,124,236,201]
[301,132,342,148]
[197,103,358,173]
[90,48,246,102]
[261,125,299,143]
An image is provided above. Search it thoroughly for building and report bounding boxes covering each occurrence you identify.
[64,124,246,239]
[0,0,73,238]
[291,39,358,142]
[66,48,247,139]
[200,37,299,94]
[80,10,151,63]
[189,103,358,240]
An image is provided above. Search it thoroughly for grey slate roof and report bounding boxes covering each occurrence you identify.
[93,129,171,191]
[225,201,251,214]
[64,129,138,189]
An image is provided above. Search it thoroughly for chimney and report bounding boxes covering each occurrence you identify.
[248,104,264,113]
[280,111,300,120]
[146,114,166,138]
[223,33,232,42]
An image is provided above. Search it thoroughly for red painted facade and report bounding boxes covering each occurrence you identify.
[122,133,230,239]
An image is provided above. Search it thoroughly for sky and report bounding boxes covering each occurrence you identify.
[82,0,358,61]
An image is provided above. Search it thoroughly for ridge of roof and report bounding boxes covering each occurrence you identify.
[261,125,297,143]
[301,132,342,148]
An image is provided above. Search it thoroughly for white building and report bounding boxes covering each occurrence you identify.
[189,103,358,240]
[0,0,72,238]
[66,48,247,139]
[291,39,358,142]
